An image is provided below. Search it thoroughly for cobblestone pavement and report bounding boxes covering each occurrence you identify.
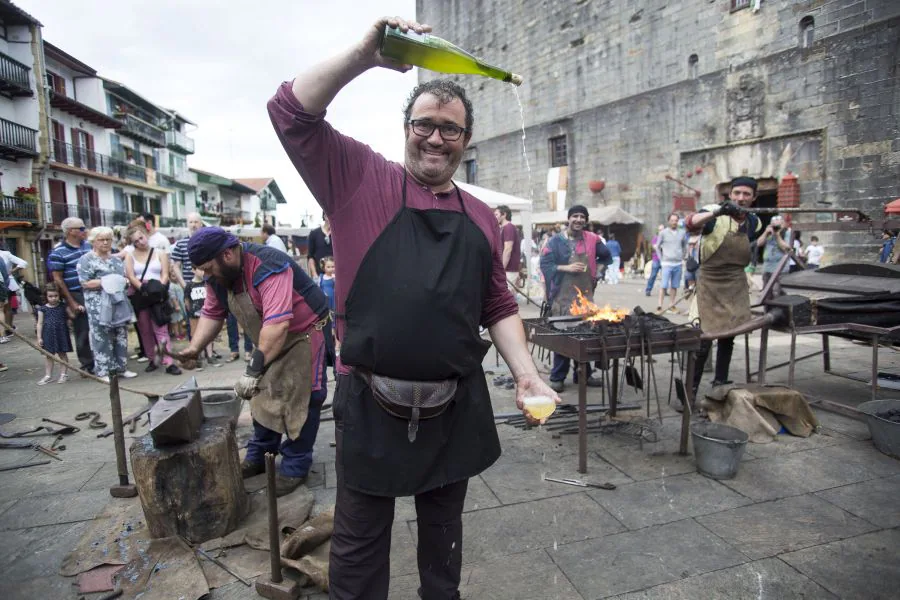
[0,276,897,599]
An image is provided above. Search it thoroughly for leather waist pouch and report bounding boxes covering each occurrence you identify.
[354,368,458,443]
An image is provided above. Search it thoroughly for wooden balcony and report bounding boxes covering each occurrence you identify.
[0,117,38,160]
[0,51,32,97]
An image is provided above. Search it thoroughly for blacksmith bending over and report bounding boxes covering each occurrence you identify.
[176,227,329,497]
[540,205,612,393]
[268,16,560,600]
[685,176,763,395]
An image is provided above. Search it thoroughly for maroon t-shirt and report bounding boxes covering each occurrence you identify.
[267,82,518,363]
[500,222,521,272]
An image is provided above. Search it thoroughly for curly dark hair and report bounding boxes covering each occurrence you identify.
[402,79,474,131]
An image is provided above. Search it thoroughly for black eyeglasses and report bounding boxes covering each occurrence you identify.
[78,227,86,231]
[408,119,469,141]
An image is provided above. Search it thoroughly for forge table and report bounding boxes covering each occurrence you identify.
[523,318,703,473]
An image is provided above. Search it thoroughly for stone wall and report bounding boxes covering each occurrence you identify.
[416,0,900,261]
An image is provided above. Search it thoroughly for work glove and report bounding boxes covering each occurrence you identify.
[234,349,266,400]
[718,201,745,219]
[234,374,261,399]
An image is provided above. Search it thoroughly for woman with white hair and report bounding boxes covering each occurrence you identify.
[77,226,137,381]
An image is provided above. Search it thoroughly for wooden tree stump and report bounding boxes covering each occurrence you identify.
[130,417,249,543]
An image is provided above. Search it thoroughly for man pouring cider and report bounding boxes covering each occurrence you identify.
[268,15,554,600]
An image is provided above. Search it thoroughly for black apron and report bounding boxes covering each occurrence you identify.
[334,173,501,497]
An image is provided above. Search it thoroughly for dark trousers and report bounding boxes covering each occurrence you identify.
[226,313,253,354]
[329,437,467,599]
[70,291,94,372]
[551,353,594,383]
[244,388,326,477]
[692,336,735,392]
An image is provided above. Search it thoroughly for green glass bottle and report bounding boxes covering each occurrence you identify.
[381,26,523,86]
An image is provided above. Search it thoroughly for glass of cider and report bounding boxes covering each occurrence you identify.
[523,396,556,421]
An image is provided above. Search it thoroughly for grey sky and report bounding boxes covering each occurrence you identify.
[20,0,417,227]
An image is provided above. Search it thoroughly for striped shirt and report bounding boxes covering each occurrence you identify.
[171,238,193,282]
[47,241,91,292]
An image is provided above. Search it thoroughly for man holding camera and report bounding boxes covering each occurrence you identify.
[685,177,763,395]
[757,214,792,297]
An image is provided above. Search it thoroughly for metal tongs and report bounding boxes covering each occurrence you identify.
[544,476,616,490]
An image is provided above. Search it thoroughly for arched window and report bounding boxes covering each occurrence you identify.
[688,54,699,79]
[799,16,815,48]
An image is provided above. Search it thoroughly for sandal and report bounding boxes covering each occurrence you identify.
[227,353,240,363]
[37,375,53,386]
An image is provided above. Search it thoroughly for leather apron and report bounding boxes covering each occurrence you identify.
[333,173,500,497]
[550,236,594,317]
[696,223,752,334]
[227,290,311,440]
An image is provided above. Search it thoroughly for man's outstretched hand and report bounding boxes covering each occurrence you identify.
[514,373,562,425]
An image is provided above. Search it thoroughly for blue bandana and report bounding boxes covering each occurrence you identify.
[187,227,240,266]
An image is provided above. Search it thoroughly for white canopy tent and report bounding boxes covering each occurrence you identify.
[453,180,535,278]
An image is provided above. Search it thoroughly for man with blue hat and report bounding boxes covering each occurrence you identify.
[176,227,330,496]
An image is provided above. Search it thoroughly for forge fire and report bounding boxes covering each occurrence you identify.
[569,288,630,322]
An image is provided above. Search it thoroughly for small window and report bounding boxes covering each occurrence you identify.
[464,159,477,184]
[46,71,66,96]
[731,0,751,11]
[799,16,815,48]
[688,54,699,79]
[550,135,568,167]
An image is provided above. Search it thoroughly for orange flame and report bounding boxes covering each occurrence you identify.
[569,288,630,322]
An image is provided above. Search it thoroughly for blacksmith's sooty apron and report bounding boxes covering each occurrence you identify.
[696,220,752,334]
[550,235,594,317]
[228,288,312,440]
[334,172,501,497]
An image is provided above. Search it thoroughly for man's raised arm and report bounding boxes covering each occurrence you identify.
[290,17,429,113]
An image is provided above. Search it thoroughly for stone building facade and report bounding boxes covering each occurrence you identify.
[417,0,900,261]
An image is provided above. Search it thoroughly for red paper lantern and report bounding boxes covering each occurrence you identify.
[686,172,693,178]
[588,180,606,193]
[695,167,703,174]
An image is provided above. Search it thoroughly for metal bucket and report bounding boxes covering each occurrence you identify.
[691,422,749,480]
[857,399,900,459]
[201,392,243,421]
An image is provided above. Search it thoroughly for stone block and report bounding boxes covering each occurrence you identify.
[550,518,746,598]
[448,492,625,565]
[782,529,900,600]
[608,557,837,600]
[697,494,876,559]
[589,472,752,530]
[815,474,900,528]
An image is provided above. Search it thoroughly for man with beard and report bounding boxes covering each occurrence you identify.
[267,16,559,600]
[685,176,763,396]
[540,205,611,392]
[175,227,330,496]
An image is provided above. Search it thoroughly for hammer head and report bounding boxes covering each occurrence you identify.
[109,484,138,498]
[255,577,301,600]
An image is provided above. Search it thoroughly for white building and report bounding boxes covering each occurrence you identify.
[42,44,197,233]
[0,0,42,264]
[233,178,286,226]
[192,168,255,226]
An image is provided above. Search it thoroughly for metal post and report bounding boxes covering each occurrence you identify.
[265,452,282,584]
[610,359,619,417]
[577,362,587,474]
[871,336,879,401]
[788,330,797,387]
[822,334,831,372]
[109,372,137,498]
[758,327,769,385]
[744,333,751,383]
[680,351,696,455]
